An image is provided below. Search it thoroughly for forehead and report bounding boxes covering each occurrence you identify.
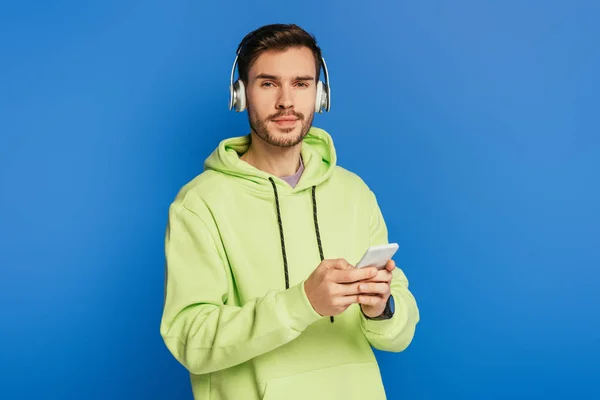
[249,47,317,79]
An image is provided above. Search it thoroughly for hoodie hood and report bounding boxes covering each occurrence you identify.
[204,126,337,193]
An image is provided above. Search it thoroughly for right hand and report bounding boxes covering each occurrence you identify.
[304,258,378,317]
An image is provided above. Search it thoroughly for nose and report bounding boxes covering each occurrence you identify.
[276,85,294,110]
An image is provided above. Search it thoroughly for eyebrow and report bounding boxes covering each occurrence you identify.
[255,74,315,81]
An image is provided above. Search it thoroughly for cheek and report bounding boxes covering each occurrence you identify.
[247,92,274,115]
[298,90,316,112]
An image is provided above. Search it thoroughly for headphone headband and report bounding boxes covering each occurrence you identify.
[228,54,240,111]
[319,56,331,112]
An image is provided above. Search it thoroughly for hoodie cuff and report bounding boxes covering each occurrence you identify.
[277,280,323,331]
[360,311,398,336]
[360,294,402,336]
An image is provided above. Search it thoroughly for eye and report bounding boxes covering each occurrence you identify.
[296,82,310,88]
[261,81,275,88]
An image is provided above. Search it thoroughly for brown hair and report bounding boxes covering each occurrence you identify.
[236,24,323,84]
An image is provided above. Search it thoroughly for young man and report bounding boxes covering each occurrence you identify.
[160,24,419,399]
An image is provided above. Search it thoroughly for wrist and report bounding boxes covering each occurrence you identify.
[362,295,395,321]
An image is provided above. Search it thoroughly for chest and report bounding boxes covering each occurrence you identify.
[213,188,372,302]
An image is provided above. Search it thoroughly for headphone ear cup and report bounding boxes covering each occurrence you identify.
[315,81,324,113]
[232,80,246,112]
[229,81,235,111]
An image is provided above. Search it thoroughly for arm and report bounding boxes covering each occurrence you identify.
[359,191,420,352]
[160,201,322,375]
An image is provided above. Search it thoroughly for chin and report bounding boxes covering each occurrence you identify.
[266,128,305,147]
[272,125,298,135]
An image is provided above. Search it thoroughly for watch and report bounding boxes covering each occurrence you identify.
[364,295,395,320]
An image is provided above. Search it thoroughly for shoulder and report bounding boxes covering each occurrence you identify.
[168,169,229,217]
[328,165,380,207]
[331,165,372,193]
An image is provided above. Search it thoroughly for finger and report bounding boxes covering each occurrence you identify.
[334,280,381,296]
[331,266,377,283]
[360,270,392,283]
[335,295,360,306]
[385,259,396,272]
[358,282,390,296]
[327,258,353,270]
[357,294,386,306]
[333,282,360,296]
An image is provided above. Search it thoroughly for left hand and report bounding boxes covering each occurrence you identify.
[358,259,395,318]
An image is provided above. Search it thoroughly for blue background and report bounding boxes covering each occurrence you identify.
[1,1,599,399]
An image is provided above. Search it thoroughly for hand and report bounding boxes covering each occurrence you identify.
[304,258,378,317]
[358,259,395,318]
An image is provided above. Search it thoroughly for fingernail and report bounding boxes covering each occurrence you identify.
[360,284,367,291]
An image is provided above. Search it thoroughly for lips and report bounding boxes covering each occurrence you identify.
[272,116,299,128]
[272,117,298,122]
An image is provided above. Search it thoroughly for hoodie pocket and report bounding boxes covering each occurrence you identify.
[261,362,387,400]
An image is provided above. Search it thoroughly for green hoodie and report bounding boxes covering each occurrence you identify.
[160,127,420,399]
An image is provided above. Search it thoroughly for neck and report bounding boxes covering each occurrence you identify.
[241,132,302,177]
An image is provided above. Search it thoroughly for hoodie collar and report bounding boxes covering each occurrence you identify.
[204,127,337,194]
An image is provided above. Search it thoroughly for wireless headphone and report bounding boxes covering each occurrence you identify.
[229,49,331,113]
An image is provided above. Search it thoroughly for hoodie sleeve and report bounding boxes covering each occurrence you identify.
[359,191,420,352]
[160,201,323,375]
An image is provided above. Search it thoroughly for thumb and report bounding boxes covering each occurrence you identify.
[386,260,396,271]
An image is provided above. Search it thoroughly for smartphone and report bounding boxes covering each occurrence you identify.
[355,243,399,269]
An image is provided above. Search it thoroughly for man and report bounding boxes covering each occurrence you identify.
[160,23,419,400]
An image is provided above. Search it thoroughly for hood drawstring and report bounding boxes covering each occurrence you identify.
[269,177,290,290]
[269,178,335,323]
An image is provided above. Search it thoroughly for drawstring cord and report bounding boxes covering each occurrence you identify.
[269,177,290,290]
[269,178,334,323]
[312,186,334,323]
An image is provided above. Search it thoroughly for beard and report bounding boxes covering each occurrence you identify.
[248,106,314,148]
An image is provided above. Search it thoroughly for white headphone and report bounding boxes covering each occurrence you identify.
[229,50,331,113]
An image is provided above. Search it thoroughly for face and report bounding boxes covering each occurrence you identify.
[245,46,317,148]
